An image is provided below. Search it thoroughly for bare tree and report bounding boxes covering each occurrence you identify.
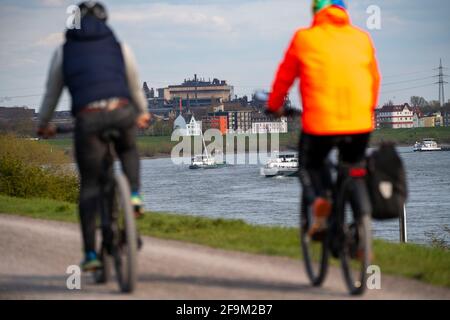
[410,96,428,108]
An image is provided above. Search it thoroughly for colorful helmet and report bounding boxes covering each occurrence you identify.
[312,0,346,14]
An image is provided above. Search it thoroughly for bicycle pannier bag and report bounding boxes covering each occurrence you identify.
[366,143,407,220]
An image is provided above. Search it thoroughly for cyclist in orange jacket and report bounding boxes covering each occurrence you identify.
[268,0,381,236]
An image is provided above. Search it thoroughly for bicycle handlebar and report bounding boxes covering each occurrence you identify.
[253,90,302,117]
[55,125,75,134]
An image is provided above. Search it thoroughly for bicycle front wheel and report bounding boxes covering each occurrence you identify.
[300,196,329,287]
[112,173,138,293]
[93,245,112,284]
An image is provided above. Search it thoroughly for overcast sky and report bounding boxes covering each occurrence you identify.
[0,0,449,111]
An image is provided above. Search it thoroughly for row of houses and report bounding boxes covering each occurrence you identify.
[173,106,288,136]
[375,103,450,129]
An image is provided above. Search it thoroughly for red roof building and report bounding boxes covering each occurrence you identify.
[377,103,414,129]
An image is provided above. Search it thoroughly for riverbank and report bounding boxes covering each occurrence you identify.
[43,132,299,157]
[42,127,450,157]
[370,127,450,146]
[0,194,448,288]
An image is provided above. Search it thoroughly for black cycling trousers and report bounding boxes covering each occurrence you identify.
[74,104,140,253]
[298,131,370,204]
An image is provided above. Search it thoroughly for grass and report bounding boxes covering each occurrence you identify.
[42,136,177,158]
[42,133,298,157]
[0,194,449,288]
[371,127,450,145]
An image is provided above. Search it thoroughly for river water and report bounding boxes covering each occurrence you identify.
[140,148,450,245]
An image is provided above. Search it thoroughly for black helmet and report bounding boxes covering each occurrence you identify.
[78,1,108,21]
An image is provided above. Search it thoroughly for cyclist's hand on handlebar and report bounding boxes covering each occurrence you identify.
[265,108,285,119]
[266,107,301,118]
[37,124,56,139]
[136,113,151,129]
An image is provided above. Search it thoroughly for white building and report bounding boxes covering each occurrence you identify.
[186,115,202,136]
[251,117,288,134]
[377,103,414,129]
[173,114,187,136]
[413,112,422,128]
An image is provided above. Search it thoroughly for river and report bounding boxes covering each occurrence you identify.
[140,147,450,245]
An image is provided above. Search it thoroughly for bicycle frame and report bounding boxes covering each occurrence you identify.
[328,161,371,253]
[300,151,373,295]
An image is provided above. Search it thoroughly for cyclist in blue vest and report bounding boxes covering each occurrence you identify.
[37,2,150,271]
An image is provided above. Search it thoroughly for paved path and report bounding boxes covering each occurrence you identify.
[0,214,448,300]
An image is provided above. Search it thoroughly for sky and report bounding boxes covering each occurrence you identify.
[0,0,449,112]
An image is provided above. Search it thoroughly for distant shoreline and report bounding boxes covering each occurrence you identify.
[38,127,450,159]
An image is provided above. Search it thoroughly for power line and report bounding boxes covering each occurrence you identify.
[0,86,45,94]
[380,83,435,94]
[382,69,433,79]
[0,93,43,103]
[0,93,43,99]
[382,76,436,86]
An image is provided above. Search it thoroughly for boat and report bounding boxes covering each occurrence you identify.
[189,134,226,169]
[260,152,299,177]
[189,154,226,169]
[413,139,442,152]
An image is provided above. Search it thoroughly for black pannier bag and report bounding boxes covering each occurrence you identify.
[366,142,408,220]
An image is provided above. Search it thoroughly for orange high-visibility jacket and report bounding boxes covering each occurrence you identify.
[268,6,381,135]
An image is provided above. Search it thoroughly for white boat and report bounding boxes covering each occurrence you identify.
[189,154,225,169]
[189,134,225,169]
[413,139,442,152]
[260,152,299,177]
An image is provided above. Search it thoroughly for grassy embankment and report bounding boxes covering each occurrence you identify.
[0,194,449,288]
[370,127,450,145]
[42,133,297,157]
[42,127,450,157]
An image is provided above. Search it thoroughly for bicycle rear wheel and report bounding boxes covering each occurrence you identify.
[112,173,137,293]
[300,197,329,286]
[340,197,372,296]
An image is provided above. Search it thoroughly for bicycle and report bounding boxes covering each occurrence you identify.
[300,157,372,295]
[255,91,372,295]
[56,125,138,293]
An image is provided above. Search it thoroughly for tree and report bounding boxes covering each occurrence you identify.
[143,119,173,136]
[410,96,428,108]
[0,117,35,136]
[428,100,441,108]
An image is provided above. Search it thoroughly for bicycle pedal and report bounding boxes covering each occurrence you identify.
[310,230,326,241]
[356,250,374,262]
[134,211,144,219]
[307,220,327,241]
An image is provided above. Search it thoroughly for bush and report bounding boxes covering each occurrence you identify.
[0,135,78,203]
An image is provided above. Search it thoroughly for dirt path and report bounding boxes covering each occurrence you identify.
[0,214,448,300]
